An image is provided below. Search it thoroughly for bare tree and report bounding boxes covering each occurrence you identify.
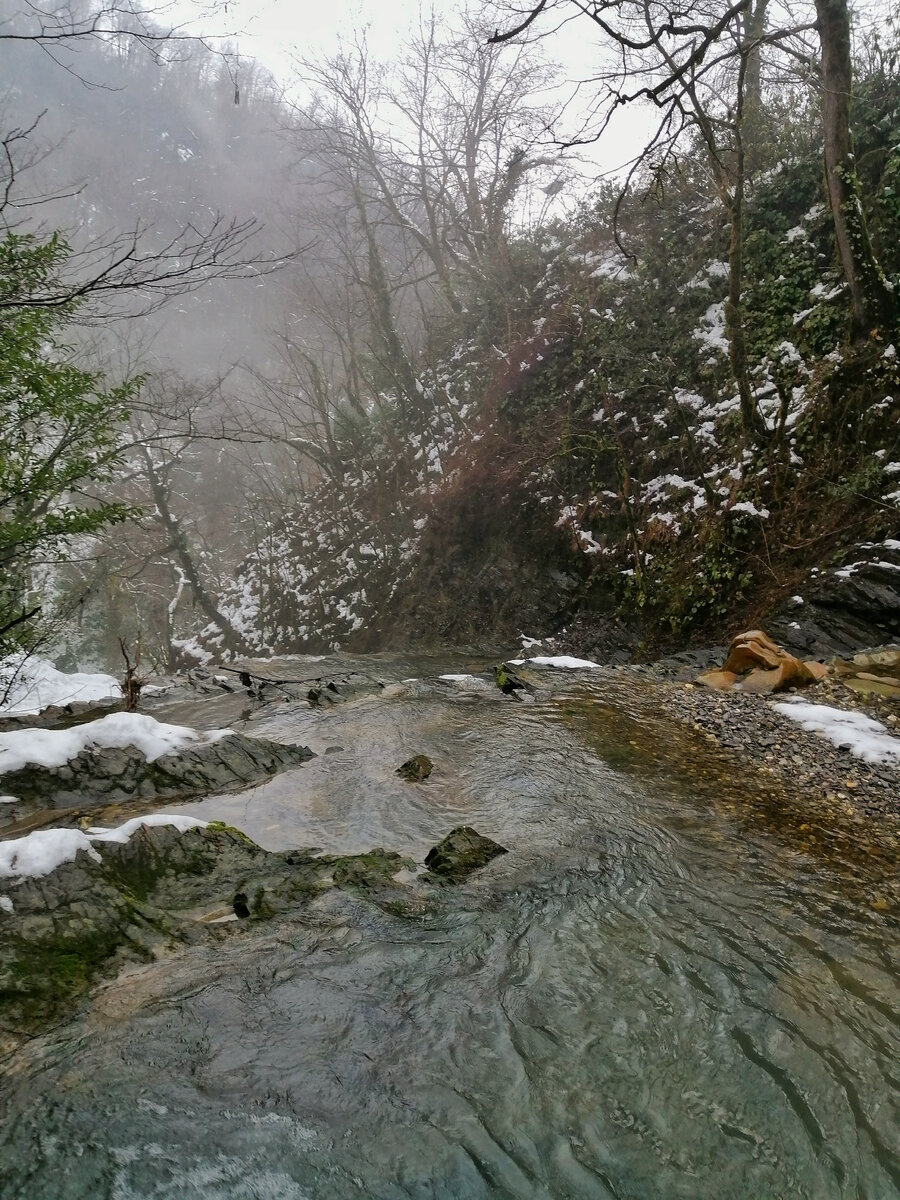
[119,379,263,658]
[0,0,235,70]
[297,18,561,312]
[488,0,896,344]
[51,373,268,666]
[269,15,564,484]
[0,0,297,316]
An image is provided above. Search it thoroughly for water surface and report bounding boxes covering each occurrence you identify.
[1,656,898,1198]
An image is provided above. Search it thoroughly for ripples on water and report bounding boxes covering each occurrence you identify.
[1,657,899,1198]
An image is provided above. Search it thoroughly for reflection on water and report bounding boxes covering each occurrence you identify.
[1,655,899,1198]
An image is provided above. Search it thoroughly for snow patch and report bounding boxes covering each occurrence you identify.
[0,713,232,777]
[693,302,729,355]
[773,702,900,766]
[730,501,770,519]
[0,815,208,881]
[509,655,603,670]
[0,655,120,717]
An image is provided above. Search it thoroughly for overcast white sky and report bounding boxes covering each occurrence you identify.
[197,0,896,182]
[177,0,659,179]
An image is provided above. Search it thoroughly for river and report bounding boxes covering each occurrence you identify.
[1,654,898,1198]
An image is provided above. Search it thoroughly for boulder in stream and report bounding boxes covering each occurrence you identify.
[494,665,533,697]
[424,826,508,884]
[396,754,433,782]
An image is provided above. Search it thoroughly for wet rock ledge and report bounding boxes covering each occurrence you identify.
[0,820,507,1037]
[1,730,313,814]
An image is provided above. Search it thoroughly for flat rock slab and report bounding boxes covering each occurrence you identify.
[1,732,314,810]
[0,698,123,735]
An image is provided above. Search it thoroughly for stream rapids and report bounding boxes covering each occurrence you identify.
[1,653,898,1199]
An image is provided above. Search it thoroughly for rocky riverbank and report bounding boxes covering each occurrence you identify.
[524,626,900,819]
[0,815,507,1038]
[1,640,898,1045]
[656,680,899,818]
[616,644,900,820]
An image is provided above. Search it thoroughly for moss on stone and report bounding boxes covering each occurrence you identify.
[206,820,257,845]
[0,826,426,1034]
[396,755,433,782]
[423,826,508,884]
[332,849,412,890]
[2,924,141,1029]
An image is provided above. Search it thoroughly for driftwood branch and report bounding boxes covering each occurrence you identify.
[119,635,145,712]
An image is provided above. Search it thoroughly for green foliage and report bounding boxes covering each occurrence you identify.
[647,521,755,636]
[0,233,138,654]
[826,455,888,502]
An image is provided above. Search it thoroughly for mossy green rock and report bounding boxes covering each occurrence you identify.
[0,823,412,1035]
[494,666,532,696]
[424,826,508,884]
[331,849,416,902]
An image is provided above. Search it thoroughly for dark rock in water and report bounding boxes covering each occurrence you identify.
[424,826,508,883]
[0,822,419,1034]
[396,754,433,782]
[303,673,384,707]
[494,665,533,697]
[0,732,314,811]
[332,849,413,891]
[171,666,385,708]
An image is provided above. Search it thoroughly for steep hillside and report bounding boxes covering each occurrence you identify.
[198,72,899,663]
[0,26,299,374]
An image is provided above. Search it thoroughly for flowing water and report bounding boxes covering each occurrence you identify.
[1,654,899,1199]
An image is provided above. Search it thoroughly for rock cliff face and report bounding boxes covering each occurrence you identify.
[767,541,900,660]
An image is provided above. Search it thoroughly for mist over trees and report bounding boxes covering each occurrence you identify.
[0,0,299,371]
[1,0,898,669]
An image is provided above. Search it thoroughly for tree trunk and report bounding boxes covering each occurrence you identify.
[352,185,420,410]
[139,448,247,658]
[741,0,768,176]
[815,0,896,339]
[724,164,768,444]
[685,62,767,446]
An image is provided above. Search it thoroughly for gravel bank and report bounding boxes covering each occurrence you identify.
[636,672,900,819]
